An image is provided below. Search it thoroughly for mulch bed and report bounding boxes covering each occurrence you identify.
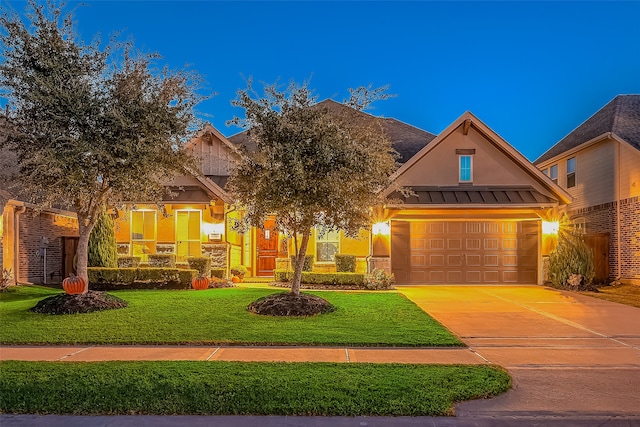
[30,291,128,315]
[247,292,336,317]
[271,282,365,291]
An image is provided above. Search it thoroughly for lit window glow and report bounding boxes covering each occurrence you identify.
[542,221,559,235]
[372,221,391,235]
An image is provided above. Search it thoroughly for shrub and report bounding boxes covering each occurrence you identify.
[87,267,197,290]
[290,255,314,272]
[87,206,118,267]
[117,256,140,268]
[187,257,212,277]
[274,270,365,286]
[1,268,13,292]
[549,228,595,290]
[230,265,248,277]
[335,254,357,272]
[364,269,396,290]
[148,254,176,268]
[211,268,225,279]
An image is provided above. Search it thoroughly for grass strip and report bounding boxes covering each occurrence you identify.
[0,286,462,347]
[580,283,640,309]
[0,361,510,416]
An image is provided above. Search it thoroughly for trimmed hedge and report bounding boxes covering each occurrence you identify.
[335,254,356,272]
[187,257,212,277]
[87,268,197,290]
[290,255,314,272]
[148,254,176,268]
[274,270,365,286]
[211,268,225,279]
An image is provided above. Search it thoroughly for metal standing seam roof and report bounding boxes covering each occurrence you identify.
[395,186,556,205]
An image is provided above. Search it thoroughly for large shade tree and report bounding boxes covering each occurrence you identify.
[227,80,397,299]
[0,1,202,291]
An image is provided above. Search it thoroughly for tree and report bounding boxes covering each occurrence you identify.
[88,205,118,268]
[0,1,202,291]
[227,79,397,298]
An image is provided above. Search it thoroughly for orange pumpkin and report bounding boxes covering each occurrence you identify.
[192,276,209,290]
[232,275,241,283]
[62,275,86,295]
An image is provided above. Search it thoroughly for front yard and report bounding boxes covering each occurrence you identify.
[0,361,510,416]
[0,285,462,346]
[580,283,640,308]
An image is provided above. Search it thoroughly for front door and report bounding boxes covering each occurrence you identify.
[256,218,278,276]
[62,236,79,278]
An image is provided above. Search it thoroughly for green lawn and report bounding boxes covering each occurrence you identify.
[0,286,462,346]
[0,361,510,416]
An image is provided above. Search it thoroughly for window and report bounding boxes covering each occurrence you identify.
[459,155,472,182]
[566,157,576,188]
[542,168,548,176]
[176,210,201,262]
[131,210,156,261]
[549,164,558,184]
[316,229,340,262]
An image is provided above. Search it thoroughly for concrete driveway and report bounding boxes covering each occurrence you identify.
[399,285,640,416]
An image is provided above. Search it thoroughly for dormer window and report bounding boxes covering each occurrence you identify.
[459,155,472,182]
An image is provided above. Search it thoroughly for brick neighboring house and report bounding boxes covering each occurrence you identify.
[534,95,640,284]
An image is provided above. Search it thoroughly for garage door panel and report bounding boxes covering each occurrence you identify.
[392,220,538,284]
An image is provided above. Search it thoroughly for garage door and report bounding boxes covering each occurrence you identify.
[391,220,538,284]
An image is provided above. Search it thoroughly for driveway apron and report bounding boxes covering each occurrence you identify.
[399,285,640,416]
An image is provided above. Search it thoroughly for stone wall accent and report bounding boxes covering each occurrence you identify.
[368,257,391,274]
[203,243,226,268]
[569,196,640,282]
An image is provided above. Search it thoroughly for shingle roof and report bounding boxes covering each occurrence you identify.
[535,95,640,164]
[227,99,436,164]
[391,186,556,206]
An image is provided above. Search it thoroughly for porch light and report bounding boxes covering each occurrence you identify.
[372,221,391,236]
[542,221,559,235]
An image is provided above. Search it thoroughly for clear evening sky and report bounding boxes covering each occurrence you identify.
[7,1,640,161]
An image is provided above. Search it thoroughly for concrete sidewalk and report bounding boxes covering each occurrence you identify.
[0,345,485,364]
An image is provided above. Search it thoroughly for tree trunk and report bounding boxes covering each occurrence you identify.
[290,230,311,296]
[75,216,92,293]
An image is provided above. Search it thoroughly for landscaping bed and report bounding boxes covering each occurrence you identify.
[0,361,510,416]
[0,285,463,347]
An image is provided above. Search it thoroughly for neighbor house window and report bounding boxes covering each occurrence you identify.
[131,210,157,262]
[459,155,472,182]
[567,157,576,188]
[549,164,558,184]
[316,229,340,262]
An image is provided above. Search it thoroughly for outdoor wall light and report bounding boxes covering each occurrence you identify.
[372,221,391,236]
[542,220,560,235]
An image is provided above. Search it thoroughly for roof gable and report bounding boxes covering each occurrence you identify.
[387,111,572,205]
[535,94,640,164]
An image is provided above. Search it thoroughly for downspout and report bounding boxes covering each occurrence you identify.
[615,142,621,281]
[13,205,26,285]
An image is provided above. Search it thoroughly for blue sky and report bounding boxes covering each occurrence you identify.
[8,1,640,161]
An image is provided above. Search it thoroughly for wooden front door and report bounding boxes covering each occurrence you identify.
[256,219,278,276]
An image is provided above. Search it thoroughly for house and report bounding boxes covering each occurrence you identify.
[1,100,571,286]
[376,112,571,284]
[534,95,640,284]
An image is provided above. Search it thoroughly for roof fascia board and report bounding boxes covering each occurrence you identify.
[6,199,77,218]
[387,203,558,209]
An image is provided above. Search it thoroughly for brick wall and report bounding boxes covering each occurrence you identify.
[17,209,78,284]
[569,196,640,282]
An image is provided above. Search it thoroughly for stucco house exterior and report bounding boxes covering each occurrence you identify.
[534,95,640,284]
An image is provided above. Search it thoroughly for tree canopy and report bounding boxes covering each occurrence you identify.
[0,1,203,289]
[227,79,397,295]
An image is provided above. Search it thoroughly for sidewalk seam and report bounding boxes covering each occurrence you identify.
[58,346,92,361]
[206,347,221,361]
